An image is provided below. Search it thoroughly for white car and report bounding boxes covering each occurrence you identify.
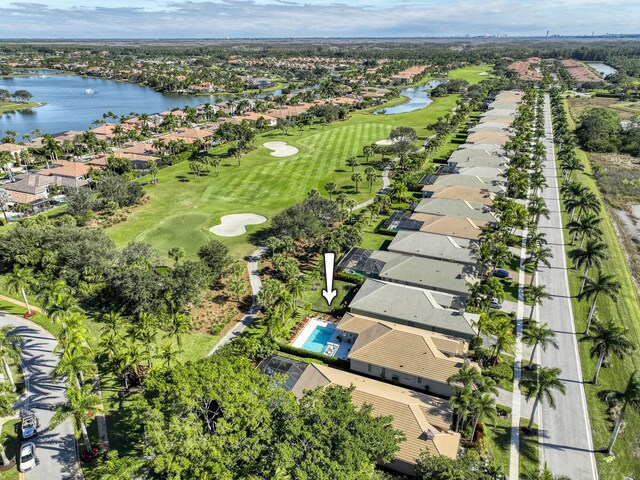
[19,442,36,472]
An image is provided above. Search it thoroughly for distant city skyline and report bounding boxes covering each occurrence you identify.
[1,0,638,39]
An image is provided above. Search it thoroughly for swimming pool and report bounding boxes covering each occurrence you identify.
[301,325,337,353]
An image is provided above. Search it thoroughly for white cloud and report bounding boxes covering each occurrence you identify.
[0,0,638,37]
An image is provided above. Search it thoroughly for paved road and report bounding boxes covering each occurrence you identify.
[208,247,266,355]
[0,311,81,480]
[536,94,598,480]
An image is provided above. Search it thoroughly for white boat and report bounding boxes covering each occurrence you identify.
[85,89,95,95]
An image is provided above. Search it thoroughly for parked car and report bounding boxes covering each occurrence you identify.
[18,442,36,472]
[489,298,503,310]
[492,269,510,279]
[19,412,39,440]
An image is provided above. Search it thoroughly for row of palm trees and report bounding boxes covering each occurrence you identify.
[550,88,639,455]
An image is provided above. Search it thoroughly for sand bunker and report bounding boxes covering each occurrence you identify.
[264,141,298,157]
[210,214,267,237]
[375,138,398,146]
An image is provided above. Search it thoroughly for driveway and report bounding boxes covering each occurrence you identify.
[0,311,81,480]
[536,94,598,480]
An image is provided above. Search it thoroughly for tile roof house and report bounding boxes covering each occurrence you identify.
[412,198,497,223]
[422,185,496,206]
[419,172,506,194]
[0,143,28,163]
[387,230,478,265]
[39,160,92,179]
[348,279,478,340]
[410,213,488,240]
[266,358,461,475]
[336,313,478,397]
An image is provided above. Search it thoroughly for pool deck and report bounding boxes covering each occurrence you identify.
[291,317,352,360]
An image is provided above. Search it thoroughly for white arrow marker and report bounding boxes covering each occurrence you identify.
[321,252,337,306]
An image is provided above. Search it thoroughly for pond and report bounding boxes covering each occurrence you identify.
[375,80,443,115]
[0,71,280,138]
[587,63,618,77]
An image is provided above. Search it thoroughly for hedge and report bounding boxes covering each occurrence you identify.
[336,272,366,285]
[277,343,349,369]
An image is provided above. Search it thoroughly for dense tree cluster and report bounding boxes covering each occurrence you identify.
[133,354,403,479]
[0,215,222,316]
[576,107,640,156]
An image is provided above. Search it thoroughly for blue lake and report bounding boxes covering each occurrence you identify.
[375,80,443,115]
[587,63,618,77]
[0,71,278,138]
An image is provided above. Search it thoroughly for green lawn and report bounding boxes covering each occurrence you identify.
[447,64,494,85]
[483,416,539,477]
[0,418,20,480]
[0,101,42,114]
[559,98,640,479]
[107,87,464,260]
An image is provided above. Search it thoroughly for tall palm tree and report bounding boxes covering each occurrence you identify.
[157,340,180,370]
[605,370,640,455]
[568,239,608,293]
[520,365,566,430]
[37,280,79,321]
[578,272,621,334]
[468,392,497,441]
[529,245,553,287]
[50,384,103,454]
[351,172,363,194]
[0,326,23,391]
[165,312,192,355]
[581,319,635,385]
[52,350,96,389]
[449,386,473,432]
[567,213,602,247]
[522,322,558,366]
[4,265,35,314]
[525,285,551,321]
[447,364,483,390]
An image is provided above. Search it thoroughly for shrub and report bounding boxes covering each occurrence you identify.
[277,343,349,368]
[336,272,365,285]
[484,363,514,383]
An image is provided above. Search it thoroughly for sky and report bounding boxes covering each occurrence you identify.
[0,0,638,38]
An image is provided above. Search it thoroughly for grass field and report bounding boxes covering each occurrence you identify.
[561,98,640,479]
[0,101,42,115]
[107,93,460,259]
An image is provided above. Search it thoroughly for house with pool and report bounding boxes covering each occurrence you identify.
[336,313,479,397]
[259,356,461,476]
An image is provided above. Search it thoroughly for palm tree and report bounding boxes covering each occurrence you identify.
[520,365,566,430]
[147,160,159,185]
[578,272,621,334]
[522,322,558,367]
[50,384,103,454]
[37,279,78,321]
[157,340,180,370]
[468,392,497,441]
[525,285,551,321]
[581,319,635,385]
[351,172,363,193]
[166,312,192,355]
[4,265,35,314]
[0,327,23,391]
[568,239,608,294]
[324,182,337,201]
[52,350,96,389]
[447,364,483,389]
[346,156,359,172]
[345,197,358,221]
[0,383,16,465]
[567,213,602,248]
[605,370,640,455]
[529,246,553,287]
